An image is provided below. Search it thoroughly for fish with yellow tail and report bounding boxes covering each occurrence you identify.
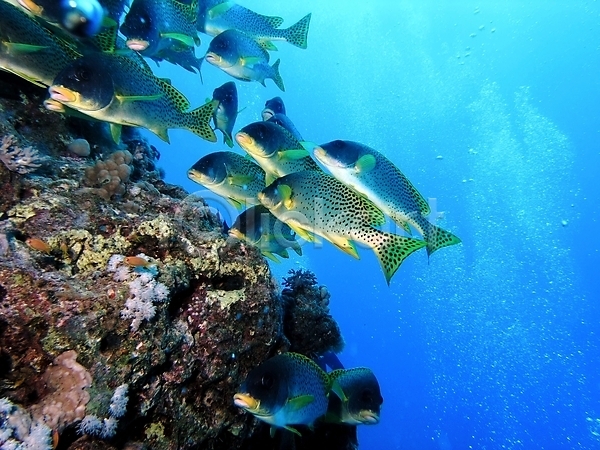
[257,170,426,284]
[326,367,383,425]
[48,52,217,143]
[313,140,461,256]
[234,352,330,436]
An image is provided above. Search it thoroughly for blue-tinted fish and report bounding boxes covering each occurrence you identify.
[327,368,383,425]
[262,97,303,140]
[49,52,217,143]
[313,140,461,256]
[204,29,284,91]
[187,151,265,210]
[211,81,238,147]
[229,205,302,262]
[234,352,330,435]
[0,1,80,87]
[15,0,105,37]
[121,0,200,56]
[235,121,317,184]
[203,2,311,49]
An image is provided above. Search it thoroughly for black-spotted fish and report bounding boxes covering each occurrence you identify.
[229,205,302,262]
[121,0,200,56]
[203,2,311,49]
[258,170,427,284]
[204,29,284,91]
[327,368,383,425]
[313,140,461,256]
[262,97,303,141]
[187,151,265,210]
[211,81,238,147]
[234,352,330,436]
[49,52,217,143]
[235,121,318,184]
[0,1,80,87]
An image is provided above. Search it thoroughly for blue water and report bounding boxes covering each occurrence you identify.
[145,1,600,448]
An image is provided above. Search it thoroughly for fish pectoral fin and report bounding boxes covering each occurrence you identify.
[278,149,311,162]
[283,426,302,437]
[328,235,360,259]
[287,395,314,411]
[5,43,49,54]
[225,197,244,210]
[240,56,262,67]
[116,93,163,103]
[330,380,348,402]
[160,32,196,48]
[227,174,255,186]
[355,154,377,173]
[286,220,318,243]
[110,124,122,143]
[276,184,293,207]
[207,1,234,20]
[300,141,316,152]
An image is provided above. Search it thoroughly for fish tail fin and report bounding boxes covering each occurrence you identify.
[270,59,285,92]
[373,232,426,285]
[416,216,461,256]
[186,100,218,142]
[284,13,312,49]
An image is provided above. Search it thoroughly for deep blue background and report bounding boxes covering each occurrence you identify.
[145,1,600,448]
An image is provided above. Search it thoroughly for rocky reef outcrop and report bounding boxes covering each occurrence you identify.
[0,74,354,449]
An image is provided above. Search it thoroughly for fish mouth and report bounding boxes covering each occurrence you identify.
[43,98,66,113]
[235,132,254,149]
[17,0,43,15]
[187,170,211,186]
[48,85,77,104]
[261,108,275,121]
[126,39,150,52]
[313,146,347,168]
[359,410,380,425]
[205,52,224,66]
[233,393,259,411]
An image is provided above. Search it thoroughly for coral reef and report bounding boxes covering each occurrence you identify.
[0,75,354,449]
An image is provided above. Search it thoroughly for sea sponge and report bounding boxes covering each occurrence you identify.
[83,150,133,200]
[29,350,92,431]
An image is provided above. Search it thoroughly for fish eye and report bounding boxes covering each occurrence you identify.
[74,68,90,82]
[261,374,273,388]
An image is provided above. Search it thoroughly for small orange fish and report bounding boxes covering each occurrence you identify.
[26,237,51,254]
[124,256,152,267]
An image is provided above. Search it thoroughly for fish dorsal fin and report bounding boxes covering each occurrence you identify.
[175,0,199,23]
[278,149,310,162]
[94,25,119,53]
[287,395,314,411]
[355,154,376,173]
[207,1,234,20]
[261,15,284,28]
[276,184,293,209]
[157,79,191,112]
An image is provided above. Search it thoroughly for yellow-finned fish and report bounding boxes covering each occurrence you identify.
[235,121,318,185]
[48,52,217,143]
[258,170,426,284]
[234,352,330,436]
[187,151,265,210]
[229,205,302,263]
[313,140,461,256]
[327,367,383,425]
